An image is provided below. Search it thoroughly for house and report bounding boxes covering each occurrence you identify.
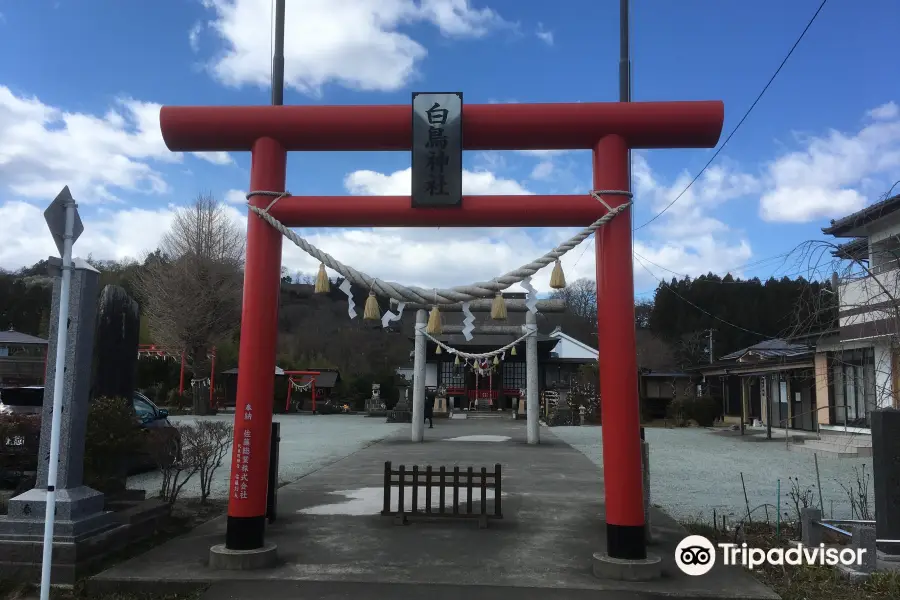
[818,193,900,431]
[688,338,818,432]
[0,327,48,387]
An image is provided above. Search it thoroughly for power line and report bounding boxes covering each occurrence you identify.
[633,0,829,232]
[634,254,771,338]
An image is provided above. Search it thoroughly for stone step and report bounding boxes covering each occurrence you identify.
[815,435,872,448]
[789,440,870,458]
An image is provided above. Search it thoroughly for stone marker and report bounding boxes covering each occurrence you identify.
[92,285,140,401]
[871,408,900,556]
[2,258,116,538]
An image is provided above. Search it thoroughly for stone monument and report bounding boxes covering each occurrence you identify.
[871,408,900,557]
[0,258,118,581]
[92,285,140,401]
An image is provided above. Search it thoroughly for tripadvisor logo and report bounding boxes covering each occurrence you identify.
[675,535,866,576]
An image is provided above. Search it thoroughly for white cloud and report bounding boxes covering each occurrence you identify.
[759,102,900,223]
[192,151,234,165]
[188,21,203,52]
[536,23,553,45]
[344,166,532,196]
[0,86,232,204]
[200,0,512,95]
[868,101,899,121]
[0,201,177,269]
[530,160,554,180]
[224,189,247,204]
[630,153,756,290]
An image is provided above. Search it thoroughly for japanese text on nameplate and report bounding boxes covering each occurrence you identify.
[424,102,450,196]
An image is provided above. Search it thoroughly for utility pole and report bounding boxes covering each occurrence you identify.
[707,328,715,364]
[271,0,286,107]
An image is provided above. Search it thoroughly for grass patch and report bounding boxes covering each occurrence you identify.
[682,520,900,600]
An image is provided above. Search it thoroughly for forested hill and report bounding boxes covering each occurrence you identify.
[648,273,838,364]
[1,259,837,376]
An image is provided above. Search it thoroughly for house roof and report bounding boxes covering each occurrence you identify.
[0,328,48,346]
[719,339,812,362]
[548,327,598,357]
[641,371,691,378]
[302,371,339,388]
[426,333,557,347]
[831,238,868,261]
[221,366,285,376]
[822,194,900,237]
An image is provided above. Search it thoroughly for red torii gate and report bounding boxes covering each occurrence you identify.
[159,100,724,561]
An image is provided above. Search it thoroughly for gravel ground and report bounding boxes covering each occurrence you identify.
[127,414,403,500]
[549,425,874,524]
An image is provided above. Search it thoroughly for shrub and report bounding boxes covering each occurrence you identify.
[687,395,719,427]
[146,420,234,505]
[666,397,690,427]
[83,396,144,494]
[194,421,233,504]
[166,388,190,412]
[146,423,197,505]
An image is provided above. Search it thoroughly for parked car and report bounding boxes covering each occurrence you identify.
[1,387,178,488]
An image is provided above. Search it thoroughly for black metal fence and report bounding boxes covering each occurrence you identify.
[381,461,502,528]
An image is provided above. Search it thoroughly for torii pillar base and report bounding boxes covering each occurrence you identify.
[209,543,278,570]
[592,552,662,581]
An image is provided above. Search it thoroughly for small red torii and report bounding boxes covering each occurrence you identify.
[159,99,724,561]
[282,370,320,413]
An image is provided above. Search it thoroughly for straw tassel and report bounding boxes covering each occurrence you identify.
[363,291,381,320]
[314,262,330,293]
[454,355,460,366]
[490,292,507,320]
[435,344,442,355]
[549,259,566,289]
[426,306,442,335]
[511,345,517,356]
[493,355,500,365]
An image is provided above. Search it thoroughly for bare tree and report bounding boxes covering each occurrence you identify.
[135,194,245,414]
[552,278,597,327]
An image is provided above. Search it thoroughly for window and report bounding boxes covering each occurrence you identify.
[439,361,465,388]
[869,236,900,274]
[133,396,157,423]
[502,362,526,389]
[829,348,876,427]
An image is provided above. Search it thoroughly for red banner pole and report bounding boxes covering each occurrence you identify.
[209,347,217,409]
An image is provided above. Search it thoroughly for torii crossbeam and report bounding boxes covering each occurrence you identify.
[159,99,724,562]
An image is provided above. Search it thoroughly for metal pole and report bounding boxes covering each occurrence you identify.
[525,312,539,444]
[40,197,76,600]
[271,0,286,107]
[412,310,427,442]
[708,329,714,364]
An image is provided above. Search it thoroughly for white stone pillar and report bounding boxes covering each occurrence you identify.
[525,311,540,444]
[412,310,427,442]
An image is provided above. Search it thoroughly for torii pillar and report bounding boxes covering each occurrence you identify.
[159,100,724,567]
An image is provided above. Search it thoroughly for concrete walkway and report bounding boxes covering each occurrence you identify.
[91,419,777,600]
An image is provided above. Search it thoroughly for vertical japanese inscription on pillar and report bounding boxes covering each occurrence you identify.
[233,404,253,501]
[411,92,463,208]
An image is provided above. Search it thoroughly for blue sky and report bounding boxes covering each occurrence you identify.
[1,0,898,297]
